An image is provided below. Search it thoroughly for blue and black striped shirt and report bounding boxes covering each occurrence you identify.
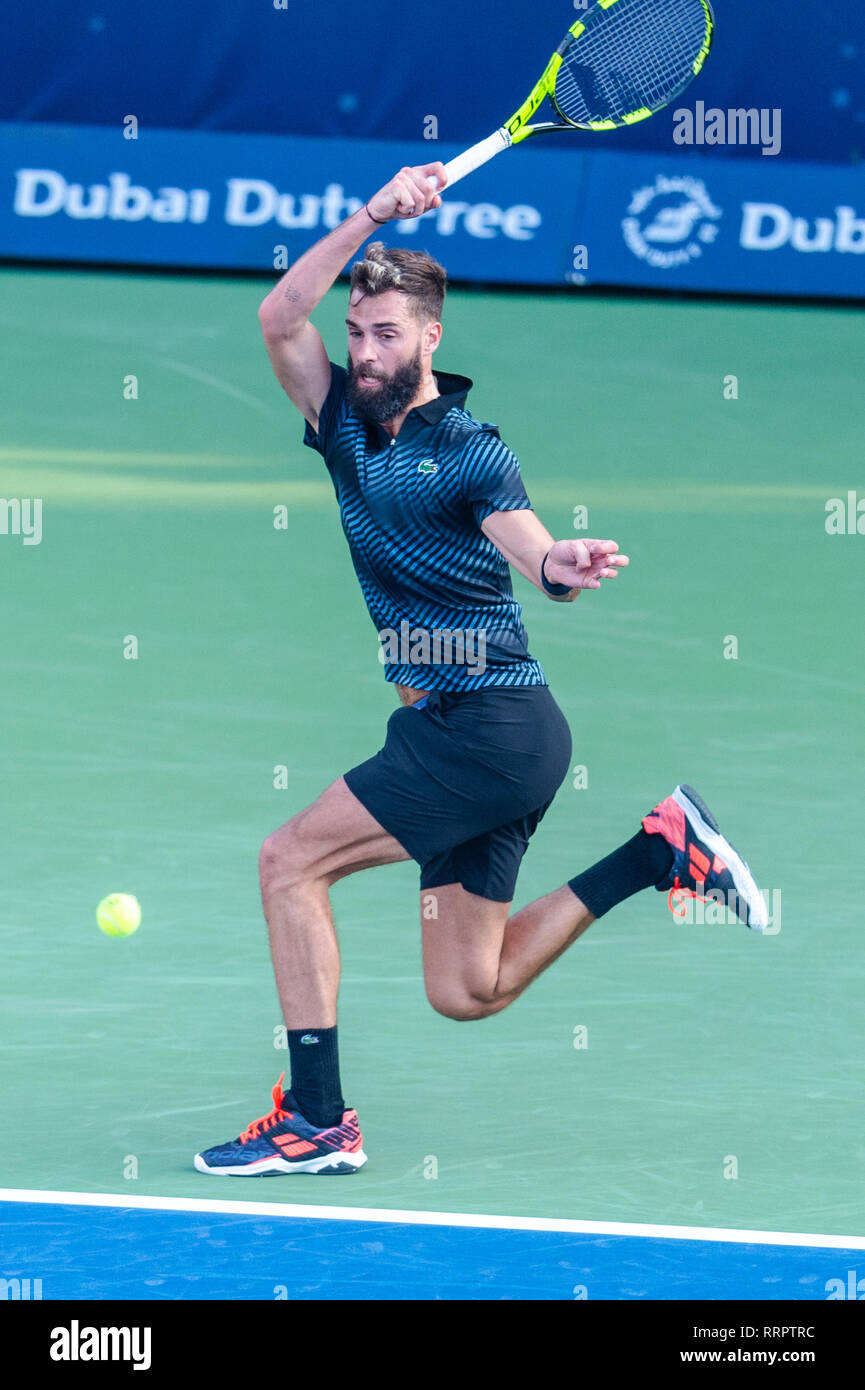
[303,362,546,692]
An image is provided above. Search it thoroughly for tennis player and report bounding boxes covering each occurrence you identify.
[195,162,767,1176]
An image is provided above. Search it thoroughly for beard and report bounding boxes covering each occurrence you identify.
[346,348,424,426]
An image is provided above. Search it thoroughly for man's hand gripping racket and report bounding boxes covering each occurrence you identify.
[366,164,447,223]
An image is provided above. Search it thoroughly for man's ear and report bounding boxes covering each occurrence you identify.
[425,321,443,355]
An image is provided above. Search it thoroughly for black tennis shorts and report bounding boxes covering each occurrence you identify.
[343,685,573,903]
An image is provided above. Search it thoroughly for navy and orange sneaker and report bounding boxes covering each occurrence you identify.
[193,1073,367,1176]
[642,784,768,931]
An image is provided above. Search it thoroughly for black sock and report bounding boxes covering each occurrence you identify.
[285,1027,345,1129]
[567,828,674,920]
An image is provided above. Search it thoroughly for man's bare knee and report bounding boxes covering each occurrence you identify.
[425,985,495,1022]
[259,821,318,898]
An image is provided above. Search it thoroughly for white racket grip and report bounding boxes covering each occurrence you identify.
[426,129,511,191]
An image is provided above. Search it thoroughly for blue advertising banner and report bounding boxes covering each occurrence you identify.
[580,153,865,297]
[1,123,863,299]
[4,1,862,167]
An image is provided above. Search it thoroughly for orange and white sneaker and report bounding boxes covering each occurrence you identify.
[642,783,768,931]
[194,1073,367,1176]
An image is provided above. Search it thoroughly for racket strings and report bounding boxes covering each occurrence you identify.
[553,0,710,127]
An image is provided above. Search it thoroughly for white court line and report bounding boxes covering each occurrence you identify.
[142,353,283,422]
[1,1188,863,1251]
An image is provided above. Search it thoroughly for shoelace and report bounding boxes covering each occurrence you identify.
[667,876,710,920]
[238,1072,293,1145]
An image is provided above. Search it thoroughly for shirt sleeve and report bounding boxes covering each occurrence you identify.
[302,362,349,459]
[459,425,533,526]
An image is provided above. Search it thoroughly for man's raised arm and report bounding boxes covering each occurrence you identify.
[257,162,446,431]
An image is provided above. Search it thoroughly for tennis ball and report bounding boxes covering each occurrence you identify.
[96,893,141,938]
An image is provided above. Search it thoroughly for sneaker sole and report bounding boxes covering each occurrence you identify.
[674,784,768,932]
[193,1150,367,1176]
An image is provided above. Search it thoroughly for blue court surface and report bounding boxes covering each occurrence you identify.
[2,1190,863,1300]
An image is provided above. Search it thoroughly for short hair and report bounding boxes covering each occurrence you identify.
[349,242,446,325]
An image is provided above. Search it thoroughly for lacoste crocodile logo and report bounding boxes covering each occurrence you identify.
[417,459,438,475]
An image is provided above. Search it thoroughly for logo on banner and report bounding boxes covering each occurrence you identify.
[622,176,722,268]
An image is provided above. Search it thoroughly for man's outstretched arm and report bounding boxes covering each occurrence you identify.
[481,508,629,602]
[257,162,446,430]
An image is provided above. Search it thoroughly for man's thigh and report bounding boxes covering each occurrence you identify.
[262,776,411,887]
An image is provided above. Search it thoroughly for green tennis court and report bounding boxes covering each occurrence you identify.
[2,265,863,1242]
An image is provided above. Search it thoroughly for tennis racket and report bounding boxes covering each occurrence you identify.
[428,0,714,190]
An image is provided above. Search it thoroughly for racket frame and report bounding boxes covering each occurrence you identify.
[430,0,714,189]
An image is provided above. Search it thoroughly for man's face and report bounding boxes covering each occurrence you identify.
[345,288,432,425]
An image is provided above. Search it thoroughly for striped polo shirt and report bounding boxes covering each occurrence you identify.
[303,361,546,692]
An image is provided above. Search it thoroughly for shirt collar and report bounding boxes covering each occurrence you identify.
[363,369,473,451]
[413,370,473,423]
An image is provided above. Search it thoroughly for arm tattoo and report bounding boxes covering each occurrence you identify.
[282,283,303,303]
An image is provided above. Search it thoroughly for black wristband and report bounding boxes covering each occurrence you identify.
[365,203,388,226]
[541,550,572,597]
